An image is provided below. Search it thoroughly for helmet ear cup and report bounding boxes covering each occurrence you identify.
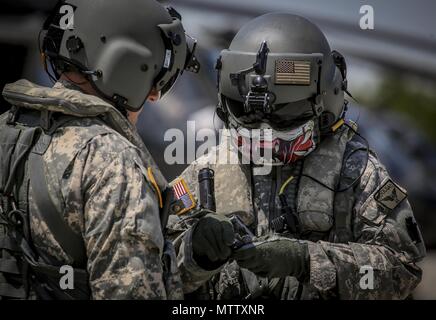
[215,57,229,124]
[320,51,347,132]
[216,105,228,123]
[216,95,230,126]
[331,50,348,91]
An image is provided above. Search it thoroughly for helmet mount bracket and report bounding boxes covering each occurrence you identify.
[229,41,277,115]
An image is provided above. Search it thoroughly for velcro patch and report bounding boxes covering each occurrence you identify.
[171,178,196,215]
[374,179,407,210]
[275,59,311,85]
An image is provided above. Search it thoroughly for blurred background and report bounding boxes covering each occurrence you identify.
[0,0,435,298]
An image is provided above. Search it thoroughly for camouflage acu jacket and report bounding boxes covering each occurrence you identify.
[0,79,183,299]
[169,126,426,299]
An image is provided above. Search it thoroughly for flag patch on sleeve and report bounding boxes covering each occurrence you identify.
[171,178,196,215]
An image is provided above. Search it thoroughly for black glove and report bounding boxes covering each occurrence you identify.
[192,212,235,270]
[233,237,309,279]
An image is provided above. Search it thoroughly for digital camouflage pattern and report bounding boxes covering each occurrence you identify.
[169,127,426,299]
[1,79,183,299]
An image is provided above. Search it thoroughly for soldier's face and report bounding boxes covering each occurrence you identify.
[147,88,161,102]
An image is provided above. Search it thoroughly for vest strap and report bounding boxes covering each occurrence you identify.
[331,191,353,243]
[28,143,86,266]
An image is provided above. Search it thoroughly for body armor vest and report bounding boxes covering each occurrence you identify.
[181,127,358,299]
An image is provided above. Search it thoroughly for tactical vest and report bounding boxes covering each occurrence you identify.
[0,108,91,299]
[183,127,355,241]
[0,80,181,299]
[180,126,359,299]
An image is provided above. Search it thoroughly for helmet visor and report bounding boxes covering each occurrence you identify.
[225,97,315,130]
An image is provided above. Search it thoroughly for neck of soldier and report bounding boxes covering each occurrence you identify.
[59,72,98,96]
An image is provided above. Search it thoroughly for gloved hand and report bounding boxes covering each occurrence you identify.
[192,212,236,270]
[233,237,309,279]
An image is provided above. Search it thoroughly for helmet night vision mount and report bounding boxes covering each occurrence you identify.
[229,41,276,115]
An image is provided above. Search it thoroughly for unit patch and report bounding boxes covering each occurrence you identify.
[374,179,407,210]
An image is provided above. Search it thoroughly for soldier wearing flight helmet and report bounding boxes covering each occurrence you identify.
[0,0,200,299]
[170,13,425,299]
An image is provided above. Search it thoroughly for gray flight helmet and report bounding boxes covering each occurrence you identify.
[216,13,347,132]
[41,0,200,111]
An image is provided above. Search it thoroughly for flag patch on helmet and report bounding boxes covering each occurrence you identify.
[374,179,407,210]
[275,59,311,85]
[171,178,196,215]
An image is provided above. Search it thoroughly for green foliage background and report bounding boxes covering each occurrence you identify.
[357,75,436,143]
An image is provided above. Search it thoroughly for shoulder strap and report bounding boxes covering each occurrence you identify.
[330,128,366,243]
[12,109,87,265]
[331,188,354,243]
[28,132,86,266]
[1,111,89,299]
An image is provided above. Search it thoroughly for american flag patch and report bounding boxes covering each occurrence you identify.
[172,178,196,215]
[275,59,311,85]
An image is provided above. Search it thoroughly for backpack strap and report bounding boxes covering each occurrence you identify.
[10,108,87,265]
[28,133,86,266]
[0,122,41,299]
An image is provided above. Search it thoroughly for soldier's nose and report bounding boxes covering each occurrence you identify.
[147,88,161,102]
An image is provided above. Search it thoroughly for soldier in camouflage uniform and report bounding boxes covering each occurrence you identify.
[0,0,200,299]
[168,13,426,299]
